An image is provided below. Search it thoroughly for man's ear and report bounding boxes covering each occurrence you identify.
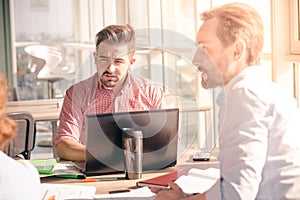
[130,58,136,65]
[233,40,246,61]
[93,52,97,63]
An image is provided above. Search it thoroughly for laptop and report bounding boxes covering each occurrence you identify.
[76,108,179,176]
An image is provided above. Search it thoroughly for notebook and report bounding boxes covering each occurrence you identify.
[29,158,57,174]
[136,168,190,188]
[75,108,179,176]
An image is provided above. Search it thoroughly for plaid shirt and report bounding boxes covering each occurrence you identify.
[54,72,165,145]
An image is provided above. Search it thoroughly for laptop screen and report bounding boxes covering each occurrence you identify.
[84,108,179,176]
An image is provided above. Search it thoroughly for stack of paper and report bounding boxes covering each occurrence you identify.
[175,168,220,194]
[40,184,96,200]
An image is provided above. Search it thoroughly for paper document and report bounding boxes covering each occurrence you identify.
[40,183,96,200]
[93,186,156,200]
[175,167,220,194]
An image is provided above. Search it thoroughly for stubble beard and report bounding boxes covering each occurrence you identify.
[100,76,119,88]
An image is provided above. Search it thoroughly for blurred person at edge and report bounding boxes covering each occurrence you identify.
[0,74,40,200]
[152,3,300,200]
[54,24,165,161]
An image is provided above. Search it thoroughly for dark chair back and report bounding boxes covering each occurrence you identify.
[4,112,36,159]
[7,86,19,101]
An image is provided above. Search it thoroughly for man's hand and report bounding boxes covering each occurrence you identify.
[152,182,187,200]
[151,182,207,200]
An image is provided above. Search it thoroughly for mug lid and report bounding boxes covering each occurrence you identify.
[122,128,143,138]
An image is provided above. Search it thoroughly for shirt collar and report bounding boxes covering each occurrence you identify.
[224,65,261,91]
[216,65,261,107]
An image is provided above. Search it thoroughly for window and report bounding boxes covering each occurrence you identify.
[12,0,289,153]
[290,0,300,54]
[287,0,300,106]
[12,0,74,99]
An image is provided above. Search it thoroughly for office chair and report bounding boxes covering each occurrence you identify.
[4,112,36,160]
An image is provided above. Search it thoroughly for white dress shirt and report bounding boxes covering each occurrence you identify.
[0,152,40,200]
[206,66,300,200]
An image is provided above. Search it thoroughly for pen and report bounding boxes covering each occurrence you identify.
[82,177,118,182]
[109,189,130,194]
[56,174,86,179]
[42,190,48,200]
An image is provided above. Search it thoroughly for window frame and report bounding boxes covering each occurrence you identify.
[290,0,300,54]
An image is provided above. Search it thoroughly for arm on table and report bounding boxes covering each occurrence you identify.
[55,138,86,161]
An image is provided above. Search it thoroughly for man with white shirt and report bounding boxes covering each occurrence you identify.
[153,3,300,200]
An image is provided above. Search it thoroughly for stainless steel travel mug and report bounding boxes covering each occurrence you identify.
[122,128,143,180]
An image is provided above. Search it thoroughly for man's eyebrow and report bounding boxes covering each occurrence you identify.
[194,42,204,47]
[114,57,125,60]
[195,40,206,44]
[98,55,111,60]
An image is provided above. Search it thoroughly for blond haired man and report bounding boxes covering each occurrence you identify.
[153,3,300,200]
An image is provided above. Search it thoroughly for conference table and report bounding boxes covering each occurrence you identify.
[4,98,217,197]
[42,147,220,195]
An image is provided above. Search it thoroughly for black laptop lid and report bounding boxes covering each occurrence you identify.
[84,108,179,176]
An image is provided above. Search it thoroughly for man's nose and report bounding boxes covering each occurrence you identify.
[106,63,116,72]
[192,55,202,71]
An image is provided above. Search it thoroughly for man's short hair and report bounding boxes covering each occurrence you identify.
[200,3,264,65]
[95,24,136,56]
